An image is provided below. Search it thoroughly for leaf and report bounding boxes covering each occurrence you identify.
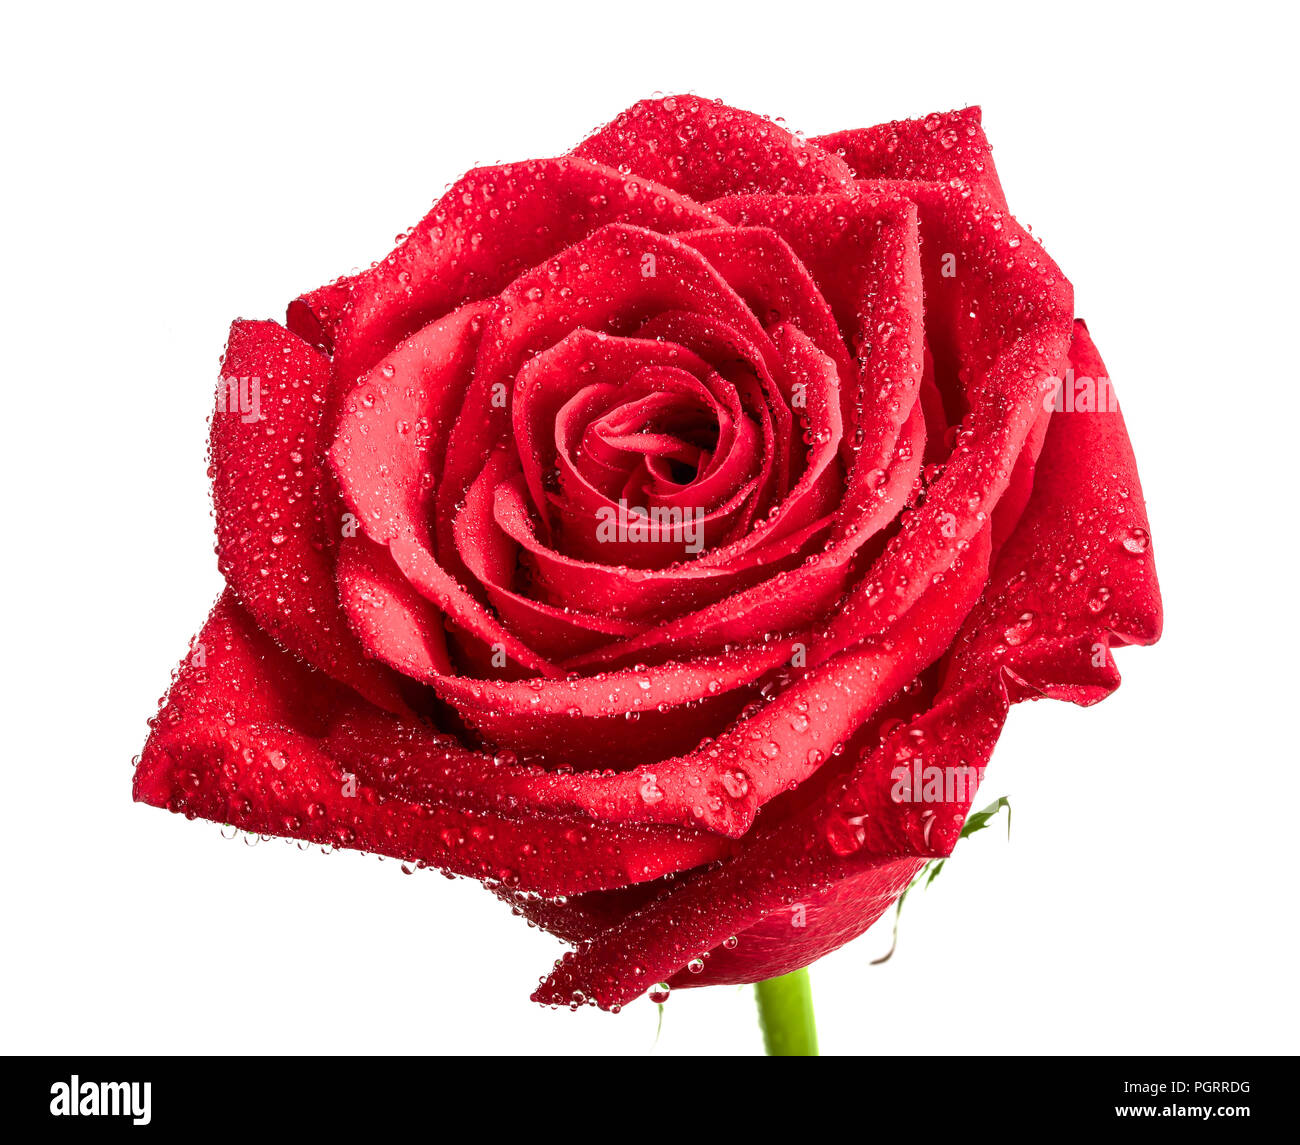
[959,795,1012,841]
[870,796,1011,965]
[870,859,934,964]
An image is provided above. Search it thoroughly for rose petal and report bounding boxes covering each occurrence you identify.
[135,593,730,895]
[574,94,856,199]
[435,223,783,577]
[328,302,553,674]
[286,278,353,354]
[331,157,722,402]
[210,319,411,716]
[815,105,1008,210]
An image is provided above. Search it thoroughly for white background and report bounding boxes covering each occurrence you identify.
[3,1,1296,1056]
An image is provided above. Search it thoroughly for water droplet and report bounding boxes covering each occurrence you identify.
[1121,526,1150,554]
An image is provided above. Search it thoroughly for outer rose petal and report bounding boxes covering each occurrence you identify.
[574,94,857,199]
[135,592,732,895]
[210,319,412,716]
[664,861,927,987]
[286,278,353,354]
[815,105,1009,210]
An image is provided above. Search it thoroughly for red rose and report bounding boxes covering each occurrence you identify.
[135,96,1162,1010]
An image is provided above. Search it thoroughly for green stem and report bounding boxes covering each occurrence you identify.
[754,968,819,1056]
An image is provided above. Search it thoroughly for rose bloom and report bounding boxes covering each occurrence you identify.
[135,96,1162,1010]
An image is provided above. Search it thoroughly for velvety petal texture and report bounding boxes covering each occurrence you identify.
[136,97,1162,1010]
